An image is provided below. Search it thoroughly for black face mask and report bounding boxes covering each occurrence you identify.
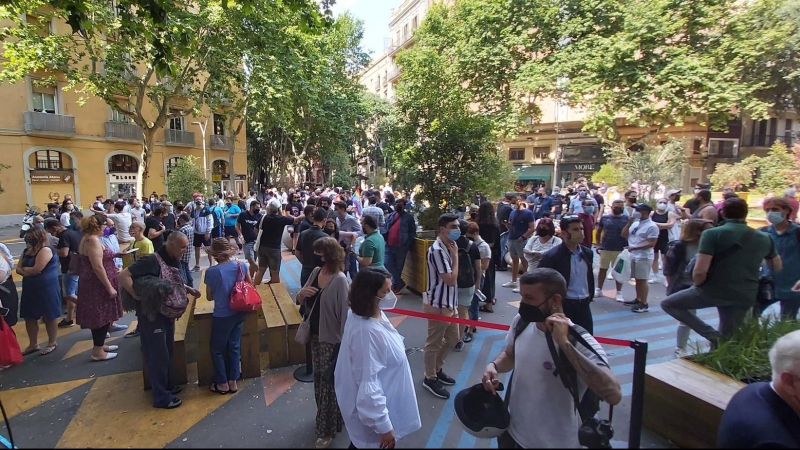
[536,228,549,236]
[628,198,637,204]
[323,229,335,236]
[519,301,550,323]
[612,207,624,215]
[253,208,261,215]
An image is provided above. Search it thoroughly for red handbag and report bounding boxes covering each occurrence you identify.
[0,315,23,367]
[229,262,262,312]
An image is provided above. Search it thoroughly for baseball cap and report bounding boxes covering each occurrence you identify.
[192,192,202,198]
[634,203,653,213]
[667,189,681,197]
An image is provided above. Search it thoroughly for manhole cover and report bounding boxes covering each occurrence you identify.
[405,347,422,356]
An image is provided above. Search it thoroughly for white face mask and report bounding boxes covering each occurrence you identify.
[378,291,398,310]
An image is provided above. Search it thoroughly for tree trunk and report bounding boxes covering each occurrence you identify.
[141,127,157,196]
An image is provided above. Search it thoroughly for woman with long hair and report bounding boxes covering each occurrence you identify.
[76,215,123,361]
[663,218,713,357]
[322,219,358,275]
[335,267,420,449]
[17,226,62,355]
[295,237,350,448]
[204,238,248,395]
[522,218,562,277]
[476,201,500,312]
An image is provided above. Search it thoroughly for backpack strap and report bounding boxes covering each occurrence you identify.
[504,318,531,408]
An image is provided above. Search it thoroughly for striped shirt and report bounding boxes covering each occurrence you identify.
[426,238,457,309]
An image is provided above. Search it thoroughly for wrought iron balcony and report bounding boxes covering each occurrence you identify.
[210,134,233,150]
[743,134,795,148]
[23,111,75,135]
[165,129,195,146]
[105,121,143,142]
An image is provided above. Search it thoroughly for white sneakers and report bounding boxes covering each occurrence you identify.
[615,292,625,302]
[512,287,520,293]
[594,288,604,298]
[502,281,518,288]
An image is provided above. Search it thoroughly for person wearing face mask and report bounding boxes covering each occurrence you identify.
[682,183,706,216]
[622,190,637,218]
[44,219,81,328]
[620,204,660,313]
[421,213,462,399]
[717,329,800,448]
[294,237,350,449]
[60,200,76,227]
[538,216,595,333]
[567,186,597,215]
[356,215,385,270]
[503,194,535,289]
[255,200,304,286]
[522,218,562,280]
[296,208,331,286]
[381,199,418,295]
[129,197,146,223]
[481,269,621,449]
[335,267,421,450]
[188,193,214,271]
[756,197,800,320]
[595,200,628,302]
[221,197,242,252]
[577,199,596,249]
[649,199,680,286]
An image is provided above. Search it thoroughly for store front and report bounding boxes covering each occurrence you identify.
[107,153,140,199]
[26,148,77,211]
[211,159,247,195]
[558,162,602,187]
[514,165,552,192]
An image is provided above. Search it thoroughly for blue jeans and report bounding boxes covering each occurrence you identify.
[469,291,480,321]
[347,252,358,280]
[498,231,510,268]
[180,261,193,288]
[385,245,409,289]
[210,312,247,385]
[138,313,177,407]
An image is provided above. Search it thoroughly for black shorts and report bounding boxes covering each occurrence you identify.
[211,228,224,239]
[193,233,210,248]
[224,226,238,238]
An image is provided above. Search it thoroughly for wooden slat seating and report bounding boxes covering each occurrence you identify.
[257,283,306,368]
[142,291,196,390]
[193,270,260,386]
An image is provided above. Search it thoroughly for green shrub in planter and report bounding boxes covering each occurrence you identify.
[691,315,800,383]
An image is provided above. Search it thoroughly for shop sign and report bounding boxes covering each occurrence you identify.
[212,174,222,182]
[560,163,599,172]
[218,174,247,181]
[110,173,138,182]
[30,170,73,183]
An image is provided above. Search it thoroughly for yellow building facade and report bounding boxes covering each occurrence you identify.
[0,16,248,215]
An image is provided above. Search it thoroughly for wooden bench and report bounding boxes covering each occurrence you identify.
[142,294,196,390]
[257,283,306,368]
[194,271,261,386]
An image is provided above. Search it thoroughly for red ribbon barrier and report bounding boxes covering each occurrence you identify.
[385,307,633,348]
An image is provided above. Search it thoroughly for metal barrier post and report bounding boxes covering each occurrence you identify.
[628,339,648,449]
[293,343,314,383]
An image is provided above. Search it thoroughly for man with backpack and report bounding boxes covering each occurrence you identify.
[209,200,226,240]
[454,219,482,352]
[481,269,621,448]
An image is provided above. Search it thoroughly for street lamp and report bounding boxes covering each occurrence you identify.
[192,119,209,182]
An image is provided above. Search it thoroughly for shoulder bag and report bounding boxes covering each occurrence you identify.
[253,215,265,250]
[229,262,262,312]
[295,270,322,345]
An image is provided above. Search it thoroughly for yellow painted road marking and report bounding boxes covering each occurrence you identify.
[508,301,520,309]
[57,365,244,449]
[13,320,81,351]
[1,378,94,419]
[0,238,23,244]
[61,336,121,361]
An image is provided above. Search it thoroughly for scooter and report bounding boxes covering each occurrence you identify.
[19,204,38,238]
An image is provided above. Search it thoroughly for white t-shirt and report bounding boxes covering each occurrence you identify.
[474,236,491,261]
[666,204,682,242]
[506,315,609,448]
[0,255,11,284]
[106,212,133,243]
[524,235,562,272]
[628,219,660,261]
[130,207,146,223]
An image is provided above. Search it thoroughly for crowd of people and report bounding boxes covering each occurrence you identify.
[1,177,799,448]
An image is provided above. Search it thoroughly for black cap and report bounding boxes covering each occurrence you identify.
[634,203,653,213]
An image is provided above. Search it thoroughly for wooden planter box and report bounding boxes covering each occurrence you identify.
[401,237,435,294]
[643,358,746,448]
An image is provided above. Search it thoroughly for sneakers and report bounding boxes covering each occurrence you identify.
[109,323,127,332]
[606,273,614,280]
[454,341,464,352]
[623,299,642,306]
[192,265,201,272]
[502,281,518,288]
[648,275,659,284]
[423,378,450,399]
[462,332,473,343]
[614,292,625,302]
[594,288,604,298]
[437,370,456,386]
[125,329,140,338]
[58,319,74,328]
[632,303,649,313]
[675,348,691,358]
[512,287,520,293]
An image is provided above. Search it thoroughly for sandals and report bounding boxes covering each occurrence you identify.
[479,305,494,313]
[209,383,229,395]
[22,346,40,356]
[314,437,333,449]
[40,344,57,356]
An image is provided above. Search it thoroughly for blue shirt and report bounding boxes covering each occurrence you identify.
[566,248,589,299]
[762,224,800,300]
[204,260,241,317]
[223,204,241,227]
[598,215,629,251]
[509,208,535,240]
[569,196,597,214]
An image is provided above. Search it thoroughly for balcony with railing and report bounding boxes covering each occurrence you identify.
[210,134,233,150]
[388,67,401,82]
[165,128,195,146]
[743,134,795,148]
[23,111,75,136]
[105,121,143,142]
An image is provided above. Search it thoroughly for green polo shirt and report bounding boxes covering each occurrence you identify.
[697,219,776,306]
[359,230,385,268]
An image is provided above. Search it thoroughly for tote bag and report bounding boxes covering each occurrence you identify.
[229,262,262,312]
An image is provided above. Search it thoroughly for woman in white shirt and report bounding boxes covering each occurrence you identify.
[520,218,562,290]
[334,267,421,449]
[464,221,491,342]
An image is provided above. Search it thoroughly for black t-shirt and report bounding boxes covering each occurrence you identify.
[295,218,312,238]
[306,275,322,335]
[259,214,294,249]
[56,228,81,273]
[237,210,262,243]
[162,212,176,231]
[237,199,246,211]
[683,198,700,215]
[594,194,605,209]
[286,202,302,217]
[296,225,327,269]
[128,246,181,279]
[377,202,392,214]
[144,216,165,251]
[496,202,513,233]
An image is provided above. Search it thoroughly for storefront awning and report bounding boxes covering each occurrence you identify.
[515,165,552,180]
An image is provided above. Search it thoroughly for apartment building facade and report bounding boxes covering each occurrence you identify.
[0,15,248,215]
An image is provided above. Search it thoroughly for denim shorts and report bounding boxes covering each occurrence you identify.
[243,242,256,261]
[61,273,79,297]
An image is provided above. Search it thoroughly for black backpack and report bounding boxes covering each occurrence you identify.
[457,241,476,288]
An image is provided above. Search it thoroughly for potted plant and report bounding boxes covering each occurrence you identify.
[643,316,799,448]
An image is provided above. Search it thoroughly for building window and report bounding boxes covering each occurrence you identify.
[708,138,739,157]
[383,70,387,85]
[532,146,551,163]
[509,148,525,161]
[110,101,132,123]
[213,113,225,136]
[403,24,409,40]
[108,154,138,173]
[412,16,418,30]
[32,84,57,114]
[168,109,184,131]
[690,167,702,186]
[212,160,228,174]
[26,14,52,37]
[166,156,183,176]
[693,139,702,154]
[35,150,62,170]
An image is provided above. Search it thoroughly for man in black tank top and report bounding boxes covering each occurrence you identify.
[690,190,718,224]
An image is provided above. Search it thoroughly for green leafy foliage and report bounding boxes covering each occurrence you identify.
[605,139,688,190]
[692,315,799,382]
[166,156,213,203]
[708,162,756,190]
[751,142,795,194]
[590,163,625,188]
